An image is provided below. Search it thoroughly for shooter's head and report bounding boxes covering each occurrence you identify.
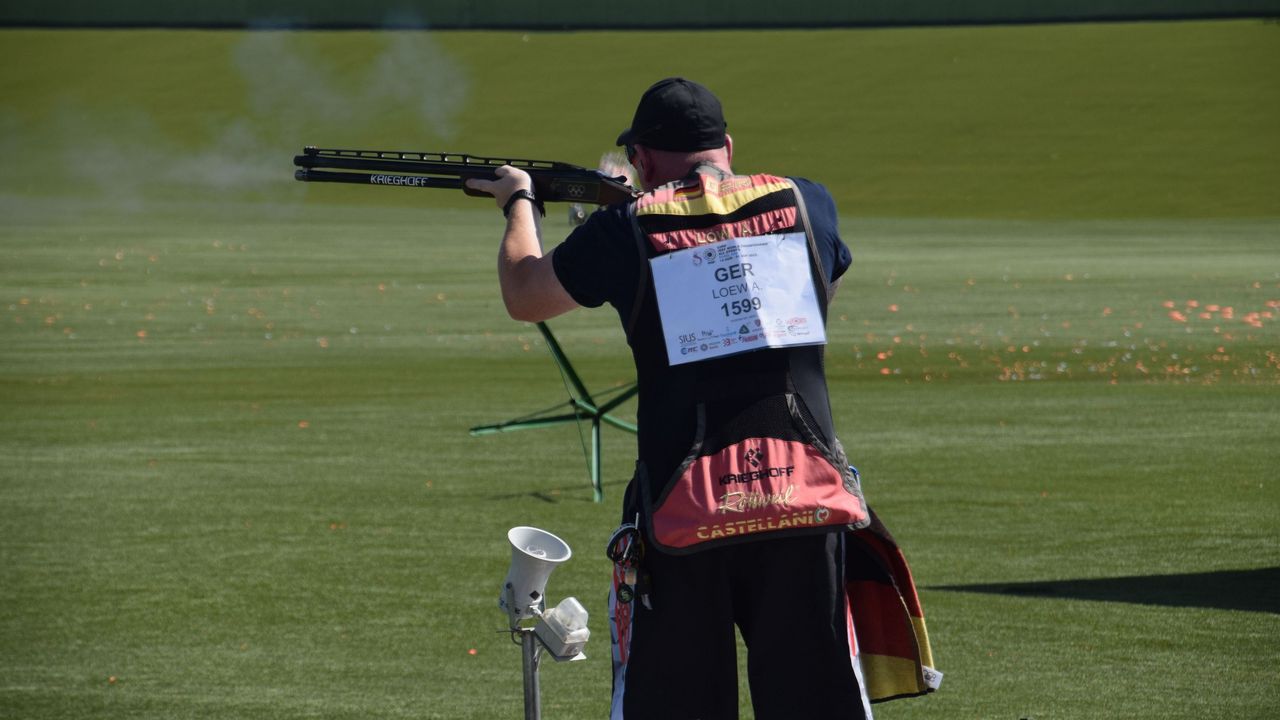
[616,77,732,187]
[617,77,727,152]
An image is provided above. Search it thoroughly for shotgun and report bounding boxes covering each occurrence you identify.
[293,146,639,206]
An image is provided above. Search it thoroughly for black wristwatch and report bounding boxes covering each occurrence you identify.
[503,189,546,218]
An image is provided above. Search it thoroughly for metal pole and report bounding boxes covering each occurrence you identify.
[521,629,542,720]
[591,417,603,503]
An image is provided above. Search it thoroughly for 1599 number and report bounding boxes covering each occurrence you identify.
[721,298,762,317]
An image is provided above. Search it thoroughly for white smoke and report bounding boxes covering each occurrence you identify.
[56,104,166,213]
[11,30,471,212]
[599,150,636,186]
[369,33,467,143]
[231,30,468,145]
[232,32,356,129]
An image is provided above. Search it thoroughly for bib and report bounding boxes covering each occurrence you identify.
[649,232,826,366]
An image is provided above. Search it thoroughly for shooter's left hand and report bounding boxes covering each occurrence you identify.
[465,165,533,211]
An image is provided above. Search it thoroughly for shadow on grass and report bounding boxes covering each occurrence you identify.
[931,567,1280,614]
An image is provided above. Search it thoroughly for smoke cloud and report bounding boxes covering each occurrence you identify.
[3,30,471,215]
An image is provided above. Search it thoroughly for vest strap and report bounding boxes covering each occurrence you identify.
[625,201,649,339]
[787,178,830,318]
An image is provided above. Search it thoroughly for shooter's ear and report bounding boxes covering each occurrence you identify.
[632,146,653,190]
[724,134,733,164]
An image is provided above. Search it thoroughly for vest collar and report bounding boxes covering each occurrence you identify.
[687,161,732,182]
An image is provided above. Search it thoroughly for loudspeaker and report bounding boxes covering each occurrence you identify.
[500,526,572,624]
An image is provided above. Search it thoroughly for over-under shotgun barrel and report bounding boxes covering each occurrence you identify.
[293,146,637,205]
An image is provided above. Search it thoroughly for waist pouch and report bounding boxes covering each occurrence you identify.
[640,393,870,554]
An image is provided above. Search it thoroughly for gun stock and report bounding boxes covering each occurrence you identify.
[293,147,638,206]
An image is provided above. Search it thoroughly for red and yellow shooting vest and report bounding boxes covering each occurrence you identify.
[625,166,870,554]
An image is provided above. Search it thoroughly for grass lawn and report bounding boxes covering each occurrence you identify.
[2,19,1278,720]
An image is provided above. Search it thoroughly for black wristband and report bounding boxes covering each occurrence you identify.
[503,189,545,219]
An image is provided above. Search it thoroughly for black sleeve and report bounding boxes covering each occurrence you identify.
[551,204,638,310]
[791,177,852,283]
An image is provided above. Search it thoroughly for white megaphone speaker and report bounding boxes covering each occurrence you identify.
[499,526,572,628]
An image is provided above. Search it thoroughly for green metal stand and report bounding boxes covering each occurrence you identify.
[469,322,637,502]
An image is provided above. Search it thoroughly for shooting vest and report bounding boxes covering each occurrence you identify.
[625,165,870,554]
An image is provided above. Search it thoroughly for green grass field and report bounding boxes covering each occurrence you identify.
[2,20,1278,720]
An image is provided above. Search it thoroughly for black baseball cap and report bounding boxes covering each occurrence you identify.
[615,77,728,152]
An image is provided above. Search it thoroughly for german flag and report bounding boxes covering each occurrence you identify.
[846,510,942,702]
[636,173,799,251]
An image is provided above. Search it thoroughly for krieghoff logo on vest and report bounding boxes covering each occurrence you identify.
[717,447,795,485]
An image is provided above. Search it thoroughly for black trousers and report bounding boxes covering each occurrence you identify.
[610,532,871,719]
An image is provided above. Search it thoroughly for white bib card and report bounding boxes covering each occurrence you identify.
[649,233,826,366]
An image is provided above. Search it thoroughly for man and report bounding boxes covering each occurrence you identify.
[469,78,935,719]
